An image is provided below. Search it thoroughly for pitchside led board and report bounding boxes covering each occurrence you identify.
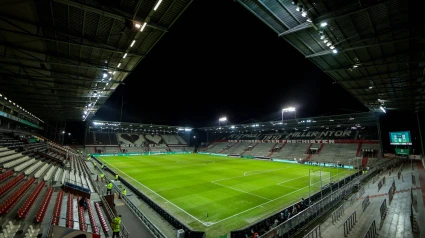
[389,131,412,145]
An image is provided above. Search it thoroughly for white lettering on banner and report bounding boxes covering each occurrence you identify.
[302,140,308,143]
[282,140,286,143]
[228,134,261,139]
[329,140,334,143]
[323,140,328,143]
[296,140,301,143]
[316,140,322,143]
[335,131,342,136]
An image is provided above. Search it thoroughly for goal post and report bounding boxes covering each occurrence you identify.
[310,171,331,189]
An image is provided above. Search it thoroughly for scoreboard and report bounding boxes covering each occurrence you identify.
[389,131,412,145]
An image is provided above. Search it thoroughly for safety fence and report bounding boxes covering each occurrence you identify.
[379,199,387,221]
[343,211,357,237]
[363,220,378,238]
[245,158,400,238]
[100,195,130,238]
[362,196,370,212]
[93,156,205,238]
[331,204,344,224]
[47,216,101,237]
[411,188,417,206]
[377,176,385,191]
[411,203,419,233]
[303,225,321,238]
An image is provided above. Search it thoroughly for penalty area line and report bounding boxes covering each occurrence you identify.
[101,160,209,226]
[211,178,310,226]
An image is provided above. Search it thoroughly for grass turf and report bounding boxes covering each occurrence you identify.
[98,154,355,237]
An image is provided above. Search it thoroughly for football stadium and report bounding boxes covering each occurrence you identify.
[0,0,425,238]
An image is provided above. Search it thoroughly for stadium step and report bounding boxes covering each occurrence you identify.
[276,142,287,152]
[362,157,369,168]
[356,142,363,157]
[305,154,313,161]
[240,142,252,155]
[304,143,313,154]
[316,143,325,154]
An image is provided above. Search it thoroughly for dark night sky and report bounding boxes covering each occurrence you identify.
[92,0,367,128]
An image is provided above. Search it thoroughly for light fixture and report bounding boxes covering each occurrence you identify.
[140,22,147,32]
[135,23,141,28]
[306,18,312,22]
[282,107,296,112]
[369,86,373,89]
[332,49,338,53]
[323,39,328,43]
[320,35,325,40]
[330,45,335,49]
[219,117,227,122]
[326,42,332,46]
[296,5,302,11]
[153,0,162,11]
[301,11,307,17]
[380,106,386,113]
[130,40,135,47]
[123,53,127,58]
[320,22,327,27]
[117,63,121,67]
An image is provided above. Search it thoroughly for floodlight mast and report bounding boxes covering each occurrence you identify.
[219,117,227,126]
[282,107,296,121]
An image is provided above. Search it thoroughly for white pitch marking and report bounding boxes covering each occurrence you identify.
[210,184,310,226]
[213,167,292,183]
[101,159,209,226]
[277,185,299,190]
[210,181,270,201]
[276,175,309,186]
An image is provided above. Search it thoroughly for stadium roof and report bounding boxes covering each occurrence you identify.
[236,0,424,112]
[0,0,192,122]
[198,112,378,133]
[89,120,192,133]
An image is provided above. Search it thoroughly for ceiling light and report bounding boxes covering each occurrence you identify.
[369,86,373,89]
[130,40,135,47]
[320,22,327,27]
[326,42,331,46]
[301,11,307,17]
[140,22,147,32]
[330,45,335,49]
[134,23,141,28]
[296,5,302,11]
[118,63,121,67]
[380,106,386,113]
[320,35,325,40]
[153,0,162,11]
[123,53,127,58]
[306,18,312,22]
[332,49,338,53]
[323,39,328,43]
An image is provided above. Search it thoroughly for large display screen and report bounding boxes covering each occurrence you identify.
[389,131,412,145]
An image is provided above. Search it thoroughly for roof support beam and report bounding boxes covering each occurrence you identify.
[278,22,314,37]
[306,36,424,58]
[0,72,121,85]
[325,60,423,73]
[0,27,145,58]
[52,0,168,32]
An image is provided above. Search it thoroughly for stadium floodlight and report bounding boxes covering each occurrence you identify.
[320,22,327,27]
[219,117,227,122]
[380,106,386,113]
[282,107,296,112]
[153,0,162,10]
[184,128,192,131]
[140,22,147,32]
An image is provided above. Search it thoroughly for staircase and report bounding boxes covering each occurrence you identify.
[317,144,325,154]
[356,143,363,157]
[219,142,236,154]
[362,157,369,168]
[240,142,252,155]
[267,143,279,157]
[304,143,313,154]
[268,142,287,157]
[305,154,313,161]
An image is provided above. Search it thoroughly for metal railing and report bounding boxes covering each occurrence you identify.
[362,196,370,212]
[331,204,344,224]
[388,181,395,203]
[100,195,130,238]
[363,220,377,238]
[379,198,387,220]
[47,216,100,237]
[343,211,357,237]
[303,225,321,238]
[412,174,416,185]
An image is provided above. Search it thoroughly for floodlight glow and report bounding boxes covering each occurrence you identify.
[282,107,296,112]
[184,128,192,131]
[320,22,327,27]
[153,0,162,10]
[230,126,235,129]
[332,49,338,53]
[130,40,135,47]
[117,63,121,67]
[380,106,386,113]
[178,128,184,131]
[140,22,147,32]
[219,117,227,121]
[123,53,127,58]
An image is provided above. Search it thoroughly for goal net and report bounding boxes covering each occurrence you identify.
[310,171,331,189]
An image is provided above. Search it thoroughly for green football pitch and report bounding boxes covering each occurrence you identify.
[98,154,355,237]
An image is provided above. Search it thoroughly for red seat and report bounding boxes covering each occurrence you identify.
[35,187,53,222]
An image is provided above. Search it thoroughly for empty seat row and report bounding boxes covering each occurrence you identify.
[0,174,24,197]
[0,177,35,214]
[95,202,109,232]
[53,168,63,182]
[35,187,53,223]
[0,170,13,183]
[14,158,35,172]
[0,153,23,163]
[24,161,44,175]
[77,197,87,232]
[43,166,56,181]
[34,163,50,178]
[18,181,45,218]
[66,193,73,228]
[51,190,64,225]
[87,201,100,234]
[0,150,16,157]
[3,156,29,169]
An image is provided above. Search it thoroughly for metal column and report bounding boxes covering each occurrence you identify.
[416,113,424,156]
[376,115,384,155]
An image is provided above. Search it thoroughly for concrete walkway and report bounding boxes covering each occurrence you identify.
[318,162,424,238]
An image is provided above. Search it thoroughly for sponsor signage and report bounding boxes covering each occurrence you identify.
[0,111,43,130]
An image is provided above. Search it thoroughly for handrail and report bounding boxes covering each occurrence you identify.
[100,195,130,238]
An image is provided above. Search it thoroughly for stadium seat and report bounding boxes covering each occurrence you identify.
[35,187,54,223]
